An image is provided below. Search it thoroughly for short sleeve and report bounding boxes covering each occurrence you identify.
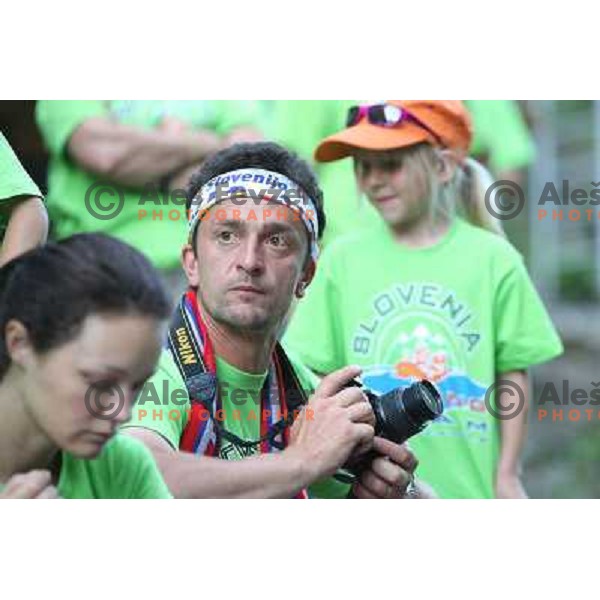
[122,437,173,499]
[494,256,563,372]
[283,249,346,375]
[122,351,189,450]
[35,100,109,156]
[0,133,42,203]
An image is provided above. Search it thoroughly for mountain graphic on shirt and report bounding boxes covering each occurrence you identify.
[362,325,488,418]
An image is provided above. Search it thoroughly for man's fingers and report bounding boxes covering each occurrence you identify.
[314,365,362,399]
[335,387,369,408]
[352,422,375,448]
[347,400,376,425]
[354,437,375,458]
[352,482,379,499]
[370,456,411,489]
[372,437,418,473]
[357,470,403,499]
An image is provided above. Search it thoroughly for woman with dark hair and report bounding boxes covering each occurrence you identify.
[0,233,173,498]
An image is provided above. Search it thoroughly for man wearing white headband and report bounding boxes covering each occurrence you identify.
[123,142,424,499]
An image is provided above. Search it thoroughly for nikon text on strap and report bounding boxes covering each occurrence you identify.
[166,290,309,497]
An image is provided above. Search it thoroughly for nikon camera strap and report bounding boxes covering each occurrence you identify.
[167,292,308,457]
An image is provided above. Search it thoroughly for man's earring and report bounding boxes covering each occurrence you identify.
[296,281,306,296]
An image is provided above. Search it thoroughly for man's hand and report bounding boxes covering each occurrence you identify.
[352,437,418,499]
[288,366,375,483]
[0,470,60,499]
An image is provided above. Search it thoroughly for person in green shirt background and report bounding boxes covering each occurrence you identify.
[466,100,535,184]
[0,131,48,266]
[284,101,563,499]
[35,101,263,294]
[0,232,172,499]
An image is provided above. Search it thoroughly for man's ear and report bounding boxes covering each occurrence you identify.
[437,149,460,184]
[181,243,200,288]
[4,320,35,368]
[296,259,316,298]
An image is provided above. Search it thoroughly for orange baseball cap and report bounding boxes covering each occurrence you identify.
[315,100,473,163]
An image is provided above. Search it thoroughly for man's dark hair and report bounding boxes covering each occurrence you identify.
[0,233,172,381]
[186,141,326,239]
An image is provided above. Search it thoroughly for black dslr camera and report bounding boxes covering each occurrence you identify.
[339,378,443,482]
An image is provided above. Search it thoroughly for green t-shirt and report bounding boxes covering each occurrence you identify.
[35,100,261,270]
[0,435,171,499]
[0,132,43,241]
[283,218,564,499]
[123,348,350,498]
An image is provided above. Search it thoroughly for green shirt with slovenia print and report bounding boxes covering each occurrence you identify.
[283,217,563,499]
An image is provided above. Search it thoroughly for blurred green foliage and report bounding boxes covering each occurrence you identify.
[559,266,599,302]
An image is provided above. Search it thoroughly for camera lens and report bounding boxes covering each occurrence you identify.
[403,380,443,423]
[336,378,444,485]
[371,380,443,445]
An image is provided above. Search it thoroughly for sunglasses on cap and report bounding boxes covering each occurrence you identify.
[346,103,445,146]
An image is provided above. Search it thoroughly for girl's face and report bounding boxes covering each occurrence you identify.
[10,313,164,458]
[354,147,433,231]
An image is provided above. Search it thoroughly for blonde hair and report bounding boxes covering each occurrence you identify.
[397,143,505,236]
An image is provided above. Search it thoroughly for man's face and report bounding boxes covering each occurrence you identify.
[185,199,312,334]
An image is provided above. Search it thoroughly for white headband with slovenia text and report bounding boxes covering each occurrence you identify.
[189,168,320,261]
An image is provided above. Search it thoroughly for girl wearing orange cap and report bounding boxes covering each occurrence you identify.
[284,101,563,499]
